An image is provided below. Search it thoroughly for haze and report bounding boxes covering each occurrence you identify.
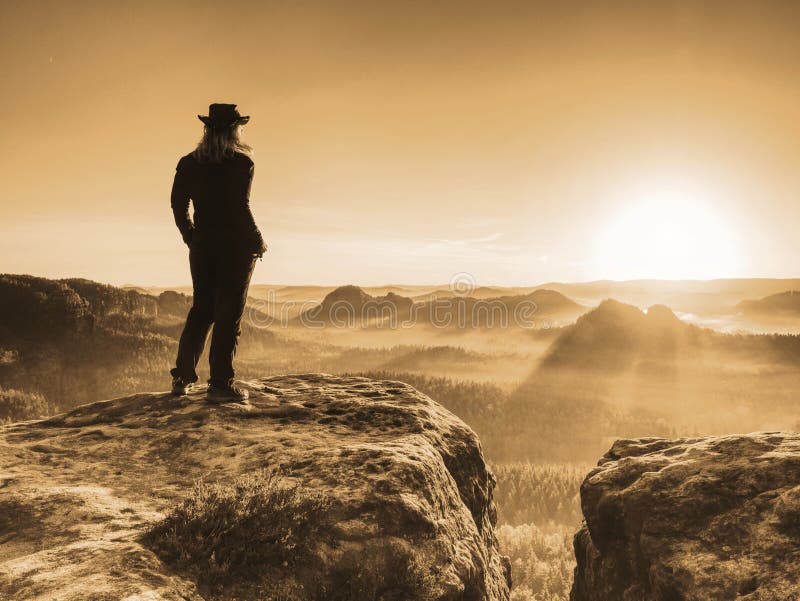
[2,0,800,286]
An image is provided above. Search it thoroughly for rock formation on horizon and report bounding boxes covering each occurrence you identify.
[297,284,584,329]
[540,299,698,372]
[0,374,511,600]
[570,433,800,600]
[298,285,415,326]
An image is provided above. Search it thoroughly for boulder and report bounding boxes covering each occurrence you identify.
[571,433,800,601]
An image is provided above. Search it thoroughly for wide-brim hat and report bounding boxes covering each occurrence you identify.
[198,103,250,127]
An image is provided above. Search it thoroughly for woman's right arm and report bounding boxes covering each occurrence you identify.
[170,158,194,246]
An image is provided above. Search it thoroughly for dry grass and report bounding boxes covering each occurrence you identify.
[143,470,443,600]
[321,541,438,601]
[142,469,330,598]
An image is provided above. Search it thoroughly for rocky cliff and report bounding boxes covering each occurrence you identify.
[0,374,510,600]
[571,433,800,601]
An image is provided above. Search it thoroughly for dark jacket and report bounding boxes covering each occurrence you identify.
[170,151,267,256]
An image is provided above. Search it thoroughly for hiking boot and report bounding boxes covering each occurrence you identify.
[171,376,190,396]
[207,382,249,403]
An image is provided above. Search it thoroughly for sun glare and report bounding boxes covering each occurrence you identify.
[593,183,741,280]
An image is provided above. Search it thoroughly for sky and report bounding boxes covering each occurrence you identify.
[2,0,800,286]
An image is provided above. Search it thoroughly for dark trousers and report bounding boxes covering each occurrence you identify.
[171,239,256,387]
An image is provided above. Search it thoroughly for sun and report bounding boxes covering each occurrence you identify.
[593,182,741,280]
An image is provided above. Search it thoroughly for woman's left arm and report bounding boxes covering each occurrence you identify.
[242,161,267,257]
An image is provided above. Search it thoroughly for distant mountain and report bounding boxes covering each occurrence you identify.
[297,286,584,329]
[540,298,800,373]
[540,299,703,371]
[415,288,584,329]
[298,285,414,326]
[412,289,457,302]
[736,290,800,316]
[362,285,432,297]
[247,284,334,303]
[537,278,800,315]
[171,279,800,317]
[523,288,585,316]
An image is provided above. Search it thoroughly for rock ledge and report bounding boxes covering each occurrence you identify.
[0,374,510,600]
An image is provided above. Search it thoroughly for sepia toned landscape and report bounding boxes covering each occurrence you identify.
[4,0,800,599]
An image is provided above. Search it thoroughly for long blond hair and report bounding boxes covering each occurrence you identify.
[192,124,252,164]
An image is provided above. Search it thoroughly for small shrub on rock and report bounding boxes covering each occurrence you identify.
[143,469,330,596]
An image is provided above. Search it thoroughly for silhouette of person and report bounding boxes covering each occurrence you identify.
[169,103,267,402]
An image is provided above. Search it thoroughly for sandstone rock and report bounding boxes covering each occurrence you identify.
[0,374,510,600]
[571,433,800,601]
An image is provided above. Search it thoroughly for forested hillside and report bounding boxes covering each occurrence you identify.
[0,275,277,418]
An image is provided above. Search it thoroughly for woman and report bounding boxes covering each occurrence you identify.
[169,103,267,402]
